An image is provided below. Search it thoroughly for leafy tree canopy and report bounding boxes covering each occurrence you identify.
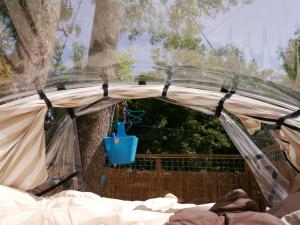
[123,98,238,154]
[115,49,136,81]
[121,0,252,44]
[278,29,300,82]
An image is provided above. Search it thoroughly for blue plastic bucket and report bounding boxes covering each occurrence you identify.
[104,122,138,164]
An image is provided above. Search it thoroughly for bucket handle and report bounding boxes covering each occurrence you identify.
[112,132,121,145]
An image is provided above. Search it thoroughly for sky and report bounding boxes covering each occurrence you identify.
[61,0,300,75]
[201,0,300,70]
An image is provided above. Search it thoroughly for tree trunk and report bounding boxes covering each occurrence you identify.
[86,0,120,81]
[77,107,114,193]
[2,0,61,95]
[77,0,121,193]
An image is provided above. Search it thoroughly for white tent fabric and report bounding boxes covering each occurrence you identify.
[0,185,213,225]
[0,84,299,190]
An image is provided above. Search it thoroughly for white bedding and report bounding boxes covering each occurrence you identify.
[0,185,213,225]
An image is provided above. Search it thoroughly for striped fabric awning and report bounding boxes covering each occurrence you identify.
[0,84,299,190]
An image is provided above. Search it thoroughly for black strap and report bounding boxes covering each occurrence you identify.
[56,83,66,91]
[276,109,300,129]
[162,84,170,97]
[103,83,108,97]
[220,87,236,94]
[255,154,265,160]
[215,88,236,117]
[280,139,290,144]
[138,80,146,85]
[66,108,76,119]
[162,66,172,97]
[56,84,76,119]
[272,170,278,180]
[37,90,52,110]
[246,115,300,133]
[36,172,79,196]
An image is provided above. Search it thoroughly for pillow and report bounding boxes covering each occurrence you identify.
[210,189,258,214]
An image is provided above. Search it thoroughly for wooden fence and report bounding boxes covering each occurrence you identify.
[102,154,266,210]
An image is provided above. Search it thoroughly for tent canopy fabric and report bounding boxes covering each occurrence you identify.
[0,84,299,192]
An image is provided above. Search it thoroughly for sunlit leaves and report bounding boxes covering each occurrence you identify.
[122,0,252,42]
[0,57,11,78]
[51,41,67,74]
[278,29,300,81]
[72,42,85,70]
[115,49,136,80]
[60,0,73,21]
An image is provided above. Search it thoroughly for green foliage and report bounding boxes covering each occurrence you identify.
[58,0,81,38]
[163,34,202,51]
[52,0,83,74]
[278,29,300,81]
[210,44,260,76]
[135,71,164,82]
[115,49,136,80]
[60,0,73,21]
[121,0,270,82]
[72,42,85,70]
[52,41,67,74]
[0,58,11,78]
[126,98,237,154]
[150,43,262,80]
[122,0,252,51]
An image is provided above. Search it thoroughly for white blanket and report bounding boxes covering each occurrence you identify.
[0,185,213,225]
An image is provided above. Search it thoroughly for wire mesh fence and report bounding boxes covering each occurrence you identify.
[102,154,266,210]
[105,155,245,172]
[265,149,298,184]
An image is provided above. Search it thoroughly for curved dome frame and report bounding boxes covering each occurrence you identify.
[0,84,299,189]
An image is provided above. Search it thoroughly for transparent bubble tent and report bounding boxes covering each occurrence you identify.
[0,0,300,224]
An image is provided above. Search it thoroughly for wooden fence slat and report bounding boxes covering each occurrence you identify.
[102,154,266,210]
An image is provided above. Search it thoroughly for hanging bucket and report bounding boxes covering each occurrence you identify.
[104,122,138,164]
